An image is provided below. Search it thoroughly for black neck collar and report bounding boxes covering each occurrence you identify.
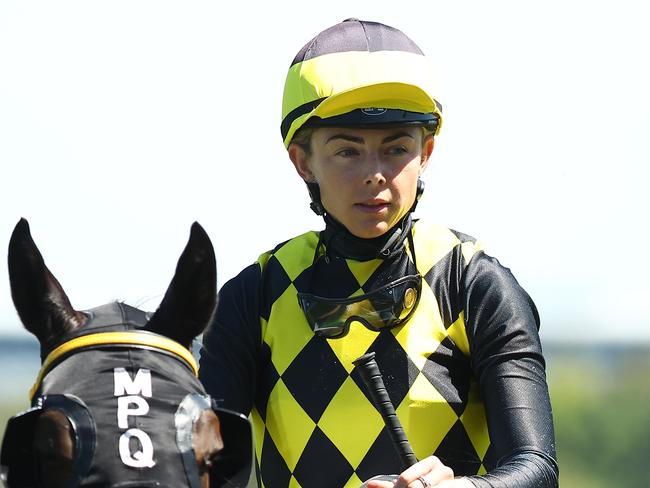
[320,213,413,261]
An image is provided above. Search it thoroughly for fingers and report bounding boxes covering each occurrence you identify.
[363,474,400,488]
[393,456,454,488]
[364,481,395,488]
[363,456,455,488]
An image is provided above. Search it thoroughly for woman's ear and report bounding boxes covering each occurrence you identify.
[288,143,315,182]
[419,135,435,174]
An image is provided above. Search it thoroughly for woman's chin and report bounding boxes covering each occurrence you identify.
[348,223,390,240]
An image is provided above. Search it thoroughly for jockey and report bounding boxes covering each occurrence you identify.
[200,18,558,488]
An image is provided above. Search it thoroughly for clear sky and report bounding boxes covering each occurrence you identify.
[1,0,648,342]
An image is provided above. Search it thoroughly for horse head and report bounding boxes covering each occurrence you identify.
[1,219,252,488]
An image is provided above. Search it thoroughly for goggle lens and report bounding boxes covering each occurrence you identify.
[297,275,422,338]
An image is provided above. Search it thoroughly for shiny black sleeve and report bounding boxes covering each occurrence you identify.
[462,252,559,487]
[199,263,262,416]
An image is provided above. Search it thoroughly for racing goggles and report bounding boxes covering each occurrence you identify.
[297,274,422,339]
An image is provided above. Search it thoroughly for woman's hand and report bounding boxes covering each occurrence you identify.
[364,456,474,488]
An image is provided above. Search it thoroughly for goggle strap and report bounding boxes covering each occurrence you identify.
[299,275,420,306]
[407,231,418,270]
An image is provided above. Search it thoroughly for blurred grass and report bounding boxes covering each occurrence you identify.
[546,344,650,487]
[1,343,649,486]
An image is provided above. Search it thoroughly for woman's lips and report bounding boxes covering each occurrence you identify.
[355,201,390,213]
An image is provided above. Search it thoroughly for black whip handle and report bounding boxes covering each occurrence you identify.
[353,352,418,470]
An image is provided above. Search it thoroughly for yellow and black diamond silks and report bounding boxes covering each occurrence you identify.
[251,222,493,488]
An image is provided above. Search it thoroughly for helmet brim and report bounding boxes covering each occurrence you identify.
[283,83,442,147]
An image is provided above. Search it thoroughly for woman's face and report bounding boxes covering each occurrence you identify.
[289,126,434,239]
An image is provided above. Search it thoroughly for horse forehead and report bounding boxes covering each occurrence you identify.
[81,302,151,331]
[42,348,205,402]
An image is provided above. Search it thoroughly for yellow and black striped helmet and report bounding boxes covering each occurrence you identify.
[281,18,443,148]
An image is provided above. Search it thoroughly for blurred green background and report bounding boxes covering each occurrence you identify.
[544,344,650,487]
[1,339,648,486]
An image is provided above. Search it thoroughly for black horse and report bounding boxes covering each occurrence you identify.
[1,219,252,488]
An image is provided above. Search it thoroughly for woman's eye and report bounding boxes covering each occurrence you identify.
[335,148,359,157]
[387,145,409,155]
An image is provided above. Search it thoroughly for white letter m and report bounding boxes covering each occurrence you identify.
[113,368,152,398]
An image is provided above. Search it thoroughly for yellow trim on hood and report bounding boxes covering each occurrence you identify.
[29,331,198,400]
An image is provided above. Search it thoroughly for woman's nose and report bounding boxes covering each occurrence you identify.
[364,160,387,185]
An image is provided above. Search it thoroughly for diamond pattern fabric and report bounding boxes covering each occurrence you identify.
[252,222,491,487]
[293,426,354,487]
[318,376,385,468]
[282,336,348,423]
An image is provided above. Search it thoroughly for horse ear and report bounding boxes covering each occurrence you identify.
[8,219,85,353]
[146,222,217,350]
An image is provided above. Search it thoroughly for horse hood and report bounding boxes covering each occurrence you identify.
[3,303,253,488]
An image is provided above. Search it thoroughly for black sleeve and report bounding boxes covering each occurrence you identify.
[462,252,559,487]
[199,263,262,416]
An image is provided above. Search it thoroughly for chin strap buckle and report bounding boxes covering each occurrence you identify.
[306,182,326,216]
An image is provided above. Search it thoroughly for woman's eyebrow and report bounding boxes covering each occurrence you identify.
[325,134,364,144]
[325,132,415,145]
[382,132,414,143]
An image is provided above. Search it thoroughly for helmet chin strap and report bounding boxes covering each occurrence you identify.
[309,179,425,261]
[306,181,326,216]
[306,179,425,217]
[411,178,425,212]
[375,179,424,256]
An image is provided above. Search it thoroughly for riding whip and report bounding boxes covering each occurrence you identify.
[353,352,418,470]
